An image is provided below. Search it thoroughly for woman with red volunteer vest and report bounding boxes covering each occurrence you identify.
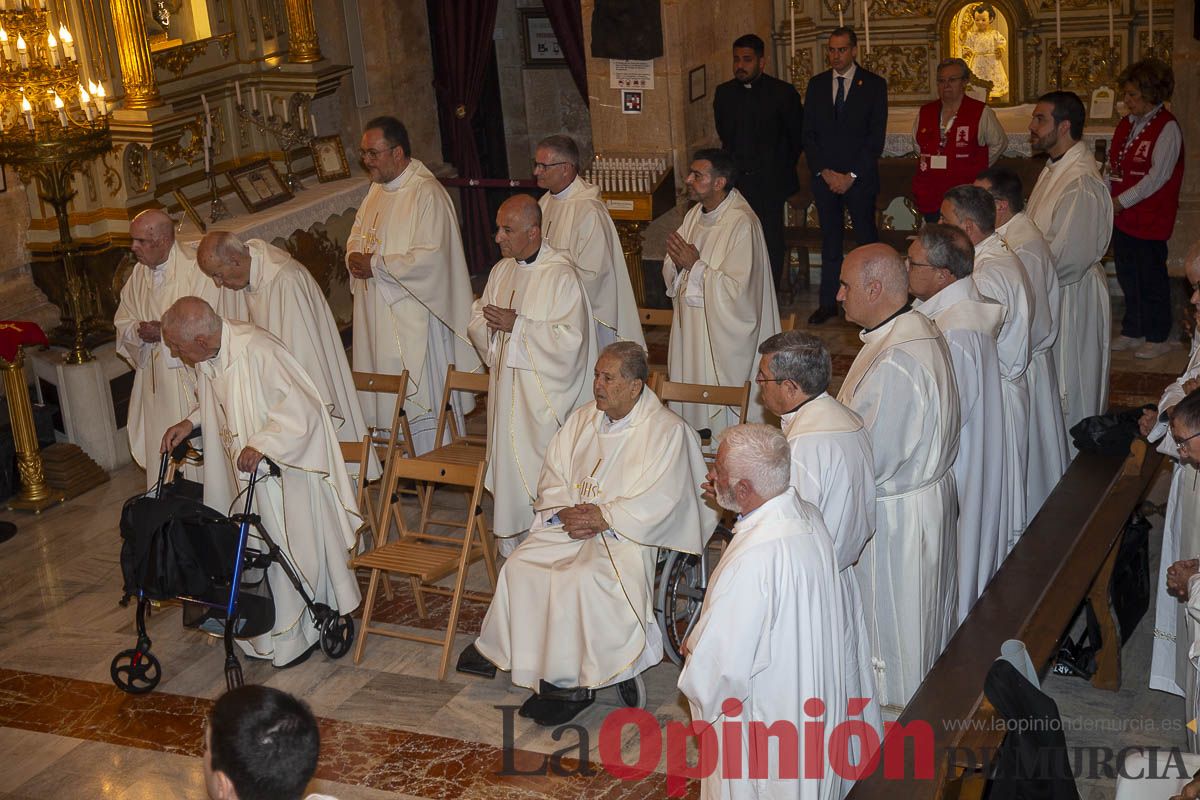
[1109,58,1185,361]
[911,58,1007,222]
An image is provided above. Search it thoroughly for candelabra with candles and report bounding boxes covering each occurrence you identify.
[197,95,228,222]
[232,82,316,194]
[0,0,113,364]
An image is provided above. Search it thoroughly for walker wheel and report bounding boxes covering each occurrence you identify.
[616,674,647,709]
[319,614,355,659]
[110,648,161,694]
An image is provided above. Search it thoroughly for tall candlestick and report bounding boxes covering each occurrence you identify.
[1055,0,1062,50]
[1107,0,1114,48]
[789,2,795,68]
[863,0,871,55]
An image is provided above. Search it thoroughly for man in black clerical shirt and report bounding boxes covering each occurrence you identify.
[713,33,804,292]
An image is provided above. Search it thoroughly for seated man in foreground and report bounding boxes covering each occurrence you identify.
[458,342,715,726]
[161,297,362,668]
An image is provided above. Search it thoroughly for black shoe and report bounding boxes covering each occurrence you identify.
[455,643,497,679]
[519,692,554,718]
[532,693,595,727]
[808,305,838,325]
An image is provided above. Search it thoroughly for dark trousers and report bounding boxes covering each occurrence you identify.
[812,177,879,308]
[739,182,787,290]
[1113,227,1171,342]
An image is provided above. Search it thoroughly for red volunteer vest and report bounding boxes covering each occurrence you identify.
[1110,107,1184,241]
[912,96,990,214]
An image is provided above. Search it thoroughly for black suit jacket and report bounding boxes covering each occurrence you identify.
[802,65,888,188]
[713,72,804,200]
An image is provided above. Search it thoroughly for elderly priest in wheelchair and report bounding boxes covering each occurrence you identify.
[457,341,716,725]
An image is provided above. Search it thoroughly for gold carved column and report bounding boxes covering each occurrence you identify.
[2,349,64,512]
[615,221,646,307]
[283,0,323,63]
[109,0,161,108]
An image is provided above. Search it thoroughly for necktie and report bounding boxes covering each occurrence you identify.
[835,76,846,119]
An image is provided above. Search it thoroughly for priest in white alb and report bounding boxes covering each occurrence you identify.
[468,194,597,556]
[196,232,377,480]
[664,148,780,434]
[908,224,1009,619]
[460,342,713,727]
[942,185,1035,548]
[977,167,1070,519]
[680,424,849,800]
[1025,92,1114,442]
[160,297,362,668]
[114,209,245,489]
[837,243,960,713]
[535,134,644,349]
[755,330,881,738]
[347,116,481,453]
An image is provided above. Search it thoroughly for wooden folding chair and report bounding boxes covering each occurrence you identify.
[650,377,752,457]
[414,365,490,533]
[780,312,796,332]
[352,370,416,543]
[350,456,496,678]
[639,307,673,330]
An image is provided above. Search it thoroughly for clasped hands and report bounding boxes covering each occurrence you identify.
[159,420,264,474]
[482,303,518,334]
[347,251,374,280]
[558,503,608,540]
[666,232,700,271]
[1167,558,1200,602]
[137,321,162,343]
[820,169,855,195]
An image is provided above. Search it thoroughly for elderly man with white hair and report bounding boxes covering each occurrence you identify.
[680,423,849,800]
[160,297,362,668]
[195,231,374,466]
[114,209,245,488]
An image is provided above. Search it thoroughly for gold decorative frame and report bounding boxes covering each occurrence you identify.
[172,189,206,233]
[226,159,292,213]
[310,135,350,182]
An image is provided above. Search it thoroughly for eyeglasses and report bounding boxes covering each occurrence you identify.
[754,371,789,385]
[904,256,939,270]
[360,145,397,161]
[1177,430,1200,452]
[532,160,569,171]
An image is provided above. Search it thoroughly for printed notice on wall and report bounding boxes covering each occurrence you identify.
[610,59,654,90]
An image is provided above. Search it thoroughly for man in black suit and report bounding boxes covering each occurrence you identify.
[802,27,888,324]
[713,33,804,291]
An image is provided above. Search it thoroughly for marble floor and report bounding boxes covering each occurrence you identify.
[0,289,1192,799]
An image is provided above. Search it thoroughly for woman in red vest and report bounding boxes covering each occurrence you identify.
[1109,58,1184,360]
[911,58,1007,222]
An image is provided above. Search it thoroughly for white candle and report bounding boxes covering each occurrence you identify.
[54,94,66,127]
[0,29,10,62]
[838,2,844,27]
[204,141,211,173]
[94,82,107,115]
[863,0,871,55]
[310,112,317,137]
[264,91,271,117]
[1107,0,1114,48]
[78,84,94,121]
[58,26,73,61]
[234,80,242,106]
[16,34,27,68]
[200,93,210,117]
[249,86,258,112]
[22,96,33,131]
[282,98,289,124]
[47,32,60,67]
[789,2,795,67]
[1148,0,1153,44]
[1055,0,1062,50]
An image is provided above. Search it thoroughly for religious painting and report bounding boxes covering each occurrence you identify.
[310,135,351,183]
[948,1,1013,104]
[227,159,292,213]
[521,9,566,67]
[621,89,642,114]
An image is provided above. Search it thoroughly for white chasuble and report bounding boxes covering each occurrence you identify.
[1149,336,1200,701]
[240,239,377,479]
[679,490,849,800]
[915,279,1009,622]
[115,242,245,489]
[349,160,482,454]
[997,212,1070,520]
[187,320,362,666]
[837,310,960,711]
[1025,140,1113,441]
[780,392,881,737]
[539,176,645,349]
[663,190,781,435]
[972,233,1034,546]
[475,389,713,690]
[468,244,597,549]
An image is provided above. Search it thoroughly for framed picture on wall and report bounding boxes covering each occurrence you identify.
[227,159,293,213]
[689,65,706,102]
[521,9,565,67]
[310,135,351,182]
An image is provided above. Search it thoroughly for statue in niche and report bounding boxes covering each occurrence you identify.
[144,0,183,42]
[954,3,1011,102]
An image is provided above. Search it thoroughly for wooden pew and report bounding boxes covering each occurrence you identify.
[846,440,1165,800]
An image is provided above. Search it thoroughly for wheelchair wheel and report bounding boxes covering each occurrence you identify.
[616,674,646,709]
[655,550,705,666]
[319,614,355,659]
[111,648,161,694]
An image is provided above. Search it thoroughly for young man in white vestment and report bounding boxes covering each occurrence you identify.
[534,134,645,349]
[907,224,1009,620]
[756,330,882,739]
[679,424,851,800]
[196,231,377,481]
[347,116,481,454]
[160,297,362,668]
[836,243,960,714]
[1143,247,1200,748]
[1025,92,1114,445]
[115,209,246,490]
[459,343,715,726]
[468,194,598,556]
[941,185,1035,549]
[664,148,781,434]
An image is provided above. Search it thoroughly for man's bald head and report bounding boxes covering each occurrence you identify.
[129,209,176,268]
[494,194,543,261]
[196,232,253,290]
[161,296,222,366]
[837,243,910,329]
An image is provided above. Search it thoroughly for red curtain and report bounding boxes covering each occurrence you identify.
[429,0,500,274]
[543,1,589,106]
